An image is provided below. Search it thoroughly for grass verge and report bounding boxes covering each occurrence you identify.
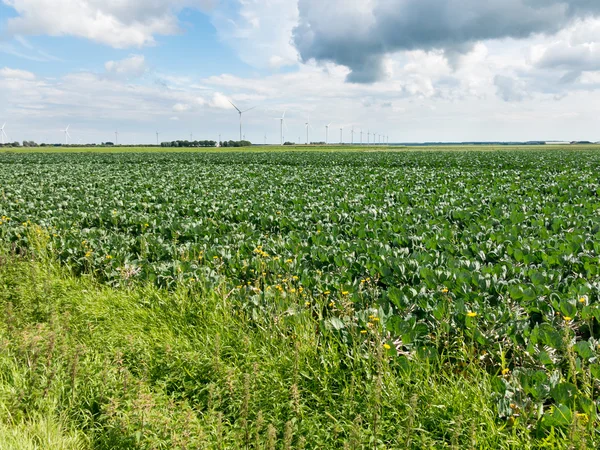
[0,251,594,449]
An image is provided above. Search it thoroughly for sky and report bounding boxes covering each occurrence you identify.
[1,0,600,144]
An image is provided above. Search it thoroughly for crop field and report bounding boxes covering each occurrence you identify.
[1,147,600,448]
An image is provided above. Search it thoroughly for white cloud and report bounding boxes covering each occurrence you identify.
[2,0,216,48]
[105,55,148,77]
[212,0,299,70]
[0,67,35,80]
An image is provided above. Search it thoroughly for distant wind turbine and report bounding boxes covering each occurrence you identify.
[0,123,7,145]
[367,130,370,144]
[351,126,354,145]
[229,100,256,142]
[340,126,344,144]
[325,123,332,145]
[156,131,159,146]
[275,111,287,145]
[360,129,363,145]
[115,130,119,145]
[305,116,312,145]
[61,125,71,145]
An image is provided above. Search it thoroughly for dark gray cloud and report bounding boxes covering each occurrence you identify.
[293,0,600,83]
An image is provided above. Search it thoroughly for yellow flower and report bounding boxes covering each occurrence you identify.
[289,288,296,294]
[441,288,449,294]
[105,255,112,260]
[383,344,391,350]
[564,316,573,322]
[360,330,367,334]
[329,301,335,307]
[305,302,310,307]
[342,291,349,296]
[467,312,478,318]
[292,276,299,281]
[85,251,92,258]
[579,296,587,304]
[501,368,510,376]
[577,413,589,424]
[324,290,331,295]
[286,259,293,264]
[298,287,304,293]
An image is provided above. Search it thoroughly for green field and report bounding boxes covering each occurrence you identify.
[1,148,600,448]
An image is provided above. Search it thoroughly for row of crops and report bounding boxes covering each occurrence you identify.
[2,149,600,428]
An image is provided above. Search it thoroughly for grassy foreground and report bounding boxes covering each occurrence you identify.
[0,250,595,449]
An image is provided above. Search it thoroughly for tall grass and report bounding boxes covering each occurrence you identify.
[0,250,593,448]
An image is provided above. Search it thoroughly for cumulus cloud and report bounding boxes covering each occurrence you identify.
[2,0,216,48]
[494,75,529,102]
[212,0,299,70]
[105,55,148,77]
[293,0,600,83]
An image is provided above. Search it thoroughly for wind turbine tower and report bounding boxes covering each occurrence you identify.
[325,123,332,144]
[276,111,287,145]
[340,127,343,144]
[61,125,71,145]
[115,130,119,145]
[229,100,256,142]
[0,123,7,145]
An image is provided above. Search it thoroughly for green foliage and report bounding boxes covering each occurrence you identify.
[0,254,595,448]
[1,148,600,445]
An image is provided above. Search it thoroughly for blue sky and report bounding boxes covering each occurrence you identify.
[1,0,600,144]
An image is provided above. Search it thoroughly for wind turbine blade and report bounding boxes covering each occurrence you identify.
[66,125,70,131]
[284,121,288,131]
[228,100,241,113]
[67,132,71,139]
[282,110,286,119]
[242,106,256,113]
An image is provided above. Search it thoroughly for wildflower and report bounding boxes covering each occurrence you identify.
[502,368,510,376]
[106,255,113,260]
[298,287,304,293]
[213,256,219,259]
[289,288,296,294]
[85,251,92,258]
[372,317,380,322]
[329,302,335,308]
[286,259,293,264]
[579,296,588,304]
[564,316,573,322]
[305,302,310,307]
[324,290,331,295]
[441,288,449,294]
[467,312,477,318]
[361,330,367,334]
[577,413,589,424]
[292,276,299,281]
[342,291,349,296]
[383,344,391,350]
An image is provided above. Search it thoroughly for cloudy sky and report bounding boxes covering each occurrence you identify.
[1,0,600,144]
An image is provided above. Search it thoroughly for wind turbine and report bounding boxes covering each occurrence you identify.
[340,126,344,144]
[360,129,363,145]
[0,123,7,145]
[351,126,355,145]
[325,123,332,144]
[156,131,159,146]
[61,125,71,145]
[229,100,256,142]
[305,116,312,145]
[115,130,119,145]
[275,111,287,145]
[367,130,370,144]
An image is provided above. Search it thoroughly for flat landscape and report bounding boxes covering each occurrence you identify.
[1,146,600,448]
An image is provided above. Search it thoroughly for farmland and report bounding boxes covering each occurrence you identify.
[1,147,600,448]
